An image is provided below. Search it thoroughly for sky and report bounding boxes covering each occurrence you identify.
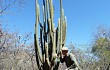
[3,0,110,47]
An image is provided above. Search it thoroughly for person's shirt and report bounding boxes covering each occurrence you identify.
[60,52,79,68]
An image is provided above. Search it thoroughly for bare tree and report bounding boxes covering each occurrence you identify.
[0,24,38,70]
[0,0,25,16]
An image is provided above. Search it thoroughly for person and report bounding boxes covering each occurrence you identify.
[59,47,82,70]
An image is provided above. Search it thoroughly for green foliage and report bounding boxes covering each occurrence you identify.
[91,25,110,69]
[92,37,110,58]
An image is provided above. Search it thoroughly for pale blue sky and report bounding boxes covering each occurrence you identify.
[4,0,110,46]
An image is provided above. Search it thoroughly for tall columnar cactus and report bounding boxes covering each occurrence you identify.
[34,0,67,70]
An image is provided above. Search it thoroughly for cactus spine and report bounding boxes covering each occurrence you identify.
[34,0,67,70]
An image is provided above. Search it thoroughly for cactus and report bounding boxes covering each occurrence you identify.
[34,0,67,70]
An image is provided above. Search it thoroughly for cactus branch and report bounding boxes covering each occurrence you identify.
[34,0,67,70]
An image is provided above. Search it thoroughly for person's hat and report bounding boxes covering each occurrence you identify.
[62,47,68,50]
